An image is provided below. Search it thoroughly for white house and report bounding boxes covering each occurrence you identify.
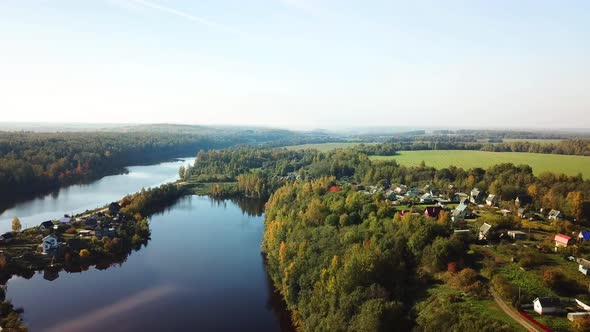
[485,194,497,206]
[452,203,469,222]
[578,258,590,276]
[42,235,58,254]
[479,223,493,241]
[533,297,562,315]
[548,209,564,220]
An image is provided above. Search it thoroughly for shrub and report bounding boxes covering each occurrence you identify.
[79,249,90,258]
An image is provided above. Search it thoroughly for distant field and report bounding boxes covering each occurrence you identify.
[283,142,379,152]
[370,150,590,177]
[498,138,564,144]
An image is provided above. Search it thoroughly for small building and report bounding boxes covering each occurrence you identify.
[517,208,528,219]
[424,206,442,219]
[479,223,493,241]
[405,188,421,197]
[42,235,59,254]
[568,312,590,321]
[394,185,407,195]
[453,229,471,237]
[470,188,485,204]
[515,195,533,207]
[500,209,512,217]
[39,220,54,231]
[485,194,498,206]
[452,203,469,222]
[78,230,93,237]
[555,234,572,248]
[577,258,590,276]
[420,193,434,203]
[59,217,72,224]
[507,230,527,240]
[579,231,590,242]
[548,209,564,220]
[533,297,562,315]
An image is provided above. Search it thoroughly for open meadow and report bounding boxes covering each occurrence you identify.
[370,150,590,178]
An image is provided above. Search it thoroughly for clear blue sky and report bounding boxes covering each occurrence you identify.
[0,0,588,129]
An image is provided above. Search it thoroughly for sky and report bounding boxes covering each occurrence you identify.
[0,0,589,130]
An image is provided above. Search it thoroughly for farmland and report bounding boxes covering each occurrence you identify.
[369,150,590,178]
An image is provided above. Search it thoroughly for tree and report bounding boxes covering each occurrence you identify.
[79,249,91,258]
[178,165,187,180]
[11,217,22,232]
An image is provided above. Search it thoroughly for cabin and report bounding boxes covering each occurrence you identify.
[548,209,564,220]
[420,193,434,203]
[42,235,59,254]
[452,203,468,222]
[485,194,498,206]
[533,297,563,315]
[507,230,527,240]
[579,231,590,242]
[39,220,54,231]
[577,258,590,276]
[479,223,493,241]
[515,195,533,207]
[470,188,485,204]
[555,234,572,248]
[424,206,442,219]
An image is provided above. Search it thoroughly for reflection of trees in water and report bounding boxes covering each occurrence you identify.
[262,256,295,332]
[208,197,265,217]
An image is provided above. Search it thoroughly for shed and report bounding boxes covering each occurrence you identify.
[533,297,562,315]
[507,230,527,240]
[479,223,493,241]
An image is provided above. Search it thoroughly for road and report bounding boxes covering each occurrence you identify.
[490,288,543,332]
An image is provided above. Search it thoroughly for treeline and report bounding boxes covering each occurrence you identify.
[119,183,185,217]
[262,179,512,331]
[387,137,590,156]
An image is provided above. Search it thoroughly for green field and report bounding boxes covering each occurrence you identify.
[497,138,564,145]
[283,142,379,152]
[370,150,590,178]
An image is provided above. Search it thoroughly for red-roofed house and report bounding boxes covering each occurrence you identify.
[328,185,341,193]
[424,206,442,219]
[555,234,572,248]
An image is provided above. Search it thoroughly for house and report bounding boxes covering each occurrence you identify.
[109,202,121,214]
[452,203,469,222]
[517,208,528,219]
[548,209,564,220]
[533,297,563,315]
[42,235,58,254]
[327,185,341,193]
[420,193,434,203]
[59,217,72,224]
[485,194,498,206]
[78,230,93,237]
[577,258,590,276]
[394,185,407,195]
[555,234,572,248]
[453,229,471,237]
[500,209,512,217]
[579,231,590,241]
[424,206,443,219]
[470,188,485,204]
[0,232,14,243]
[384,189,397,200]
[430,188,441,197]
[479,223,493,241]
[405,188,421,197]
[507,230,527,240]
[515,195,533,207]
[453,193,469,203]
[39,220,54,231]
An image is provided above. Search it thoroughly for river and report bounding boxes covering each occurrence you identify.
[0,158,195,234]
[5,196,291,331]
[1,159,292,331]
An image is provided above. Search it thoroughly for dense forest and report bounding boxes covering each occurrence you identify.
[0,126,333,207]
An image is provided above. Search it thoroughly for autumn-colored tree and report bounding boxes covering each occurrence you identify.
[527,184,538,200]
[11,217,21,232]
[566,191,584,221]
[79,249,91,257]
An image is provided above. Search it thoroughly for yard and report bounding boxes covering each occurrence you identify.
[369,151,590,178]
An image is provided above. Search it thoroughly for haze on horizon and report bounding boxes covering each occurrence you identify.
[1,1,588,130]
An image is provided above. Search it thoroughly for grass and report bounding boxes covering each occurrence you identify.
[369,150,590,178]
[282,142,379,152]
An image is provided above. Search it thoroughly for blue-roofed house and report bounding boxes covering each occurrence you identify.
[579,231,590,242]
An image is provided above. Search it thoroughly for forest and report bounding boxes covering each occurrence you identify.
[183,143,590,331]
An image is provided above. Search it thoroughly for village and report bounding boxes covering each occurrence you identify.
[344,181,590,329]
[0,201,148,283]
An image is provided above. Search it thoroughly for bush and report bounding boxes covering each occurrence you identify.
[79,249,90,258]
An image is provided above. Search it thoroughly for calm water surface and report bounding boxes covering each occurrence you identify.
[5,196,291,331]
[0,158,195,233]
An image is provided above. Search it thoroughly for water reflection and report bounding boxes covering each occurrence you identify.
[3,197,293,331]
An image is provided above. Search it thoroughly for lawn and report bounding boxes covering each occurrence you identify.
[369,150,590,178]
[282,142,379,152]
